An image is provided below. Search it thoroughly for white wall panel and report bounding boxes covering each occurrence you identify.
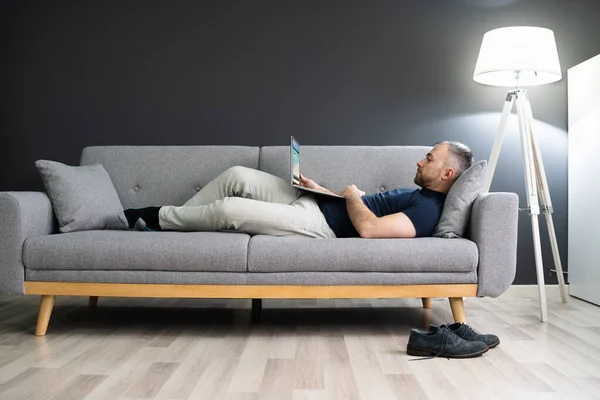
[568,53,600,306]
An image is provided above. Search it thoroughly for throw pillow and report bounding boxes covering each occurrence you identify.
[35,160,129,233]
[433,160,488,239]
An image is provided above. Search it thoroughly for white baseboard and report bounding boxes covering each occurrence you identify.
[497,284,569,299]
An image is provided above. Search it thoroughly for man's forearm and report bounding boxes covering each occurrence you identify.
[346,193,378,236]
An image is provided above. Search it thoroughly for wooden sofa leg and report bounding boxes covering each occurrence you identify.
[421,298,431,309]
[36,295,56,336]
[449,297,466,323]
[89,296,99,308]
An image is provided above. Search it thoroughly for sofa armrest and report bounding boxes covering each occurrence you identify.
[0,192,56,295]
[468,192,519,298]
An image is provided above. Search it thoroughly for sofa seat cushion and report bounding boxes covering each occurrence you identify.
[23,231,250,272]
[248,236,477,273]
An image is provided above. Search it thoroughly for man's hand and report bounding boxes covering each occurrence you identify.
[340,184,366,198]
[299,174,320,190]
[301,175,365,197]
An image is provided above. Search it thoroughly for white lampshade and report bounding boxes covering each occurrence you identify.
[473,26,562,87]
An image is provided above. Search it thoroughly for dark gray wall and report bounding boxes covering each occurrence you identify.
[2,0,599,284]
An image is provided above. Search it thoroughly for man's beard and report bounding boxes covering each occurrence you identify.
[414,173,428,188]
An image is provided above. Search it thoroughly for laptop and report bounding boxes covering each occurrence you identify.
[290,136,343,198]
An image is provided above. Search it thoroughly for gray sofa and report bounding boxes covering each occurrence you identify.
[0,145,519,336]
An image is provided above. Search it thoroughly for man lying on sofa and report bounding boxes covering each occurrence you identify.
[123,141,473,239]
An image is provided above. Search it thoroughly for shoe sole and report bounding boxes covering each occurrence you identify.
[488,340,500,349]
[406,345,489,359]
[460,339,500,349]
[454,336,500,349]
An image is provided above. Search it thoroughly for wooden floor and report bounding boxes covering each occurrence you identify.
[1,289,599,400]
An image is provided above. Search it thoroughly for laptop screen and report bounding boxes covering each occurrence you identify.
[291,136,300,185]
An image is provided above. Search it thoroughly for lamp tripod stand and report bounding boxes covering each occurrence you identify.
[486,89,568,322]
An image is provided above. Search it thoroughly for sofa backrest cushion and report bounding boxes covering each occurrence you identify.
[80,146,260,208]
[259,145,430,195]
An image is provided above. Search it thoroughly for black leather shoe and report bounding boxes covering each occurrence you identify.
[431,323,500,349]
[407,325,488,359]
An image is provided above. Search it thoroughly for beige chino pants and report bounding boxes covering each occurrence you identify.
[159,166,336,238]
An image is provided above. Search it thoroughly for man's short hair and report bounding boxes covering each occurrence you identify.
[435,141,474,180]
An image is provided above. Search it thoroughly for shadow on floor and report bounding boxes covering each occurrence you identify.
[3,302,451,337]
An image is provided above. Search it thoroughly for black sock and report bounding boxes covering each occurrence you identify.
[124,206,162,230]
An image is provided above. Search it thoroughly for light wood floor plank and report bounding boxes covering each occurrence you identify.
[0,331,87,384]
[291,389,329,400]
[48,373,108,400]
[485,347,556,393]
[351,366,399,400]
[517,324,600,378]
[227,327,272,393]
[83,347,164,400]
[322,334,361,400]
[293,328,325,390]
[152,330,221,400]
[268,324,297,360]
[462,356,514,396]
[385,374,429,400]
[525,362,600,400]
[345,329,400,400]
[0,366,79,400]
[572,377,600,397]
[407,358,468,400]
[0,293,599,400]
[258,358,295,400]
[437,356,489,400]
[0,366,43,395]
[224,393,259,400]
[187,330,250,400]
[125,362,179,398]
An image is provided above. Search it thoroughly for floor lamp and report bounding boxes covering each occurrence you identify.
[473,26,568,322]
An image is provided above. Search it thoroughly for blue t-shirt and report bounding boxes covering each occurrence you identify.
[317,188,447,238]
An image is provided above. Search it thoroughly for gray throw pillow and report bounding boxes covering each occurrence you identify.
[433,160,488,239]
[35,160,129,233]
